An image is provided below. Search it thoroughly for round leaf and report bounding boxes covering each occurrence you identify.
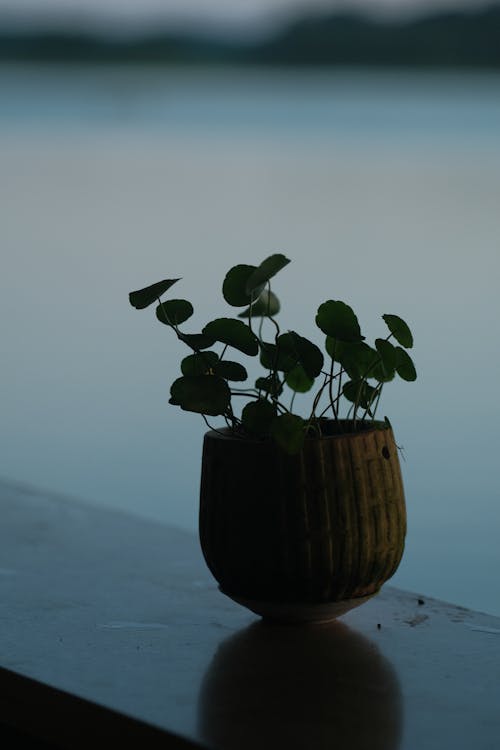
[316,300,363,343]
[241,399,276,438]
[338,341,379,380]
[382,314,414,349]
[214,360,248,382]
[395,347,417,381]
[169,375,230,416]
[270,413,305,455]
[278,332,324,378]
[181,351,219,376]
[375,338,397,370]
[245,254,290,295]
[371,359,396,383]
[203,318,259,356]
[222,264,264,307]
[255,375,283,397]
[285,364,314,393]
[325,336,348,360]
[156,299,193,326]
[178,332,216,351]
[342,380,377,409]
[259,342,296,373]
[129,278,180,310]
[238,290,281,318]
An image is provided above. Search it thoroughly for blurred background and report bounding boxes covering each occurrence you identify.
[1,0,499,615]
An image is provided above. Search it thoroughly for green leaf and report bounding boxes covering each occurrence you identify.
[245,254,290,295]
[342,380,377,410]
[255,374,283,397]
[214,360,248,382]
[222,264,265,307]
[156,299,193,326]
[241,399,276,438]
[316,300,363,343]
[325,336,348,360]
[181,351,219,376]
[169,375,230,416]
[285,364,314,393]
[338,341,379,380]
[178,332,216,351]
[238,290,281,318]
[259,342,297,373]
[371,359,396,383]
[203,318,259,356]
[270,414,305,455]
[395,347,417,381]
[278,332,324,378]
[382,314,414,349]
[129,279,180,310]
[375,338,397,371]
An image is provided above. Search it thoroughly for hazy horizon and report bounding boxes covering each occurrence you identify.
[0,0,492,37]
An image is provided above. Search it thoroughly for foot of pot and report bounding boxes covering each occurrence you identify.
[219,588,379,624]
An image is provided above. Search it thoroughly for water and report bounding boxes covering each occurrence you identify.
[1,64,499,616]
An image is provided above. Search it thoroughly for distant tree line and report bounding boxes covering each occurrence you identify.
[1,5,499,67]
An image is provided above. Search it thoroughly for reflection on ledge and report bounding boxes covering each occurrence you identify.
[198,620,402,750]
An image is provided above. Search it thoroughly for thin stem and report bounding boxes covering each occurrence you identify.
[372,384,383,418]
[310,372,330,421]
[336,367,344,408]
[258,314,265,341]
[201,414,227,437]
[328,351,338,421]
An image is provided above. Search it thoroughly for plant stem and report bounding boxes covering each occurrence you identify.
[328,347,338,421]
[201,414,227,437]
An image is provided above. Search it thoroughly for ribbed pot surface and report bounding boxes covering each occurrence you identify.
[199,421,406,604]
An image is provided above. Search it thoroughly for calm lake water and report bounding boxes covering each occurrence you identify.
[1,64,500,615]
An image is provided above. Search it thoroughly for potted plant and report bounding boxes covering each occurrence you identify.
[129,254,416,623]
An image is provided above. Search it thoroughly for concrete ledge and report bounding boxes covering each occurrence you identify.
[1,480,499,749]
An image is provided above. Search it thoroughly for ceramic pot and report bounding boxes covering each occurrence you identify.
[199,420,406,623]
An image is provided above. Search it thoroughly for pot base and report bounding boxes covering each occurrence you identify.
[220,588,379,624]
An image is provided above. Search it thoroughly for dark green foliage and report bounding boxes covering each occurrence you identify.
[335,341,379,381]
[223,265,263,307]
[213,361,248,382]
[238,290,280,318]
[129,254,416,454]
[255,375,283,398]
[178,332,216,351]
[156,299,193,326]
[181,352,219,376]
[244,254,290,294]
[278,332,324,378]
[169,375,231,416]
[203,318,259,356]
[270,414,306,455]
[285,365,314,393]
[382,314,414,349]
[395,347,417,381]
[343,380,377,410]
[129,279,180,309]
[259,341,297,373]
[316,300,363,342]
[241,399,276,438]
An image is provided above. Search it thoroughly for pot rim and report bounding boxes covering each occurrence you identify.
[203,418,391,444]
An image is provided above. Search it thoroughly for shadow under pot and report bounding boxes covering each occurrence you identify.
[199,419,407,624]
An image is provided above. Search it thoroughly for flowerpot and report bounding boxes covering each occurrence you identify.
[199,420,406,623]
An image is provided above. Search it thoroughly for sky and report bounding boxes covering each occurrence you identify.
[0,0,487,34]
